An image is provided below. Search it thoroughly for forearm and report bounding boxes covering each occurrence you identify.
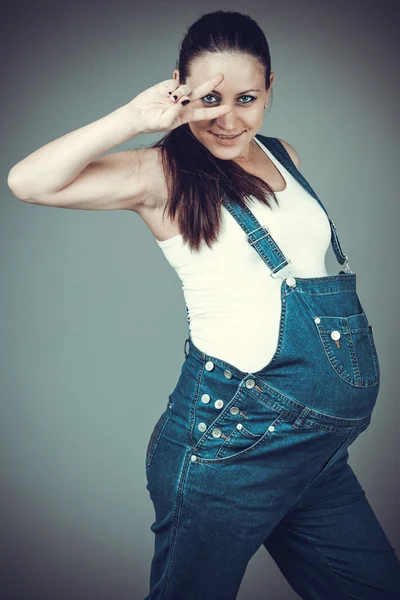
[8,101,142,198]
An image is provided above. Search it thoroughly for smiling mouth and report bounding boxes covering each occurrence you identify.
[211,132,244,139]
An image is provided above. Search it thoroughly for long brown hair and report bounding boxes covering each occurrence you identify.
[148,10,278,252]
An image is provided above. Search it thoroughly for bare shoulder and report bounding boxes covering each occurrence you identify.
[276,138,301,170]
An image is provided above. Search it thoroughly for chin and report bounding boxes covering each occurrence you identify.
[210,141,250,160]
[212,148,244,160]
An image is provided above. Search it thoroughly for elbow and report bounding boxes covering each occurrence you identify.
[7,169,36,202]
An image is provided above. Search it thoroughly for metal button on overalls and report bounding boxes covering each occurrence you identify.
[198,422,207,432]
[212,428,222,438]
[205,361,214,371]
[224,370,232,379]
[201,393,211,404]
[246,379,255,389]
[214,399,224,409]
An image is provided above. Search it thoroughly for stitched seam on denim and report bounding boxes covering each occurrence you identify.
[214,425,262,459]
[188,362,207,448]
[368,327,380,379]
[259,136,324,207]
[162,448,193,598]
[290,274,355,283]
[146,408,173,468]
[301,532,349,598]
[296,288,356,295]
[321,329,379,388]
[256,380,372,427]
[252,287,288,374]
[301,420,369,435]
[195,386,246,450]
[247,227,287,271]
[198,414,285,463]
[236,424,261,438]
[203,357,244,378]
[258,136,348,266]
[195,287,289,377]
[319,329,353,385]
[245,287,289,377]
[347,329,362,383]
[318,328,373,389]
[294,291,375,388]
[331,233,348,265]
[263,137,296,169]
[199,350,246,379]
[261,137,334,227]
[250,392,298,422]
[223,199,288,273]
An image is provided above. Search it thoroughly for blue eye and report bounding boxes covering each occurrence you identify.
[202,94,256,104]
[239,95,256,104]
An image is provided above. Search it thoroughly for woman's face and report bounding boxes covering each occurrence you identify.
[173,52,273,163]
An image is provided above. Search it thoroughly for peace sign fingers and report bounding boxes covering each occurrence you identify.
[188,72,225,103]
[175,72,232,123]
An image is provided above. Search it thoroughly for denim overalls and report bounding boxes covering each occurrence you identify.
[144,135,400,599]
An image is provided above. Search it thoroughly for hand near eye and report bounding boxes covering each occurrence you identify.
[128,72,231,134]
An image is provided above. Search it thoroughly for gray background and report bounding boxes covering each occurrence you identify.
[1,0,399,598]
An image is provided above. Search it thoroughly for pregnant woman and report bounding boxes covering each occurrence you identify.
[8,9,400,600]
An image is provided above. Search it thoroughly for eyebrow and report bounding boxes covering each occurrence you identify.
[209,88,260,95]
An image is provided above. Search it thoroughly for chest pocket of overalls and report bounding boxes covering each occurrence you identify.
[315,313,380,387]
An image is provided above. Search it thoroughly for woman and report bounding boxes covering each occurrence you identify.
[8,9,400,600]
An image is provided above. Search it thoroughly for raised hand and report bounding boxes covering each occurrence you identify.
[128,72,231,134]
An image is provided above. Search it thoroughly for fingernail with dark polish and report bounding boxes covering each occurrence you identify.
[173,95,178,100]
[181,99,190,105]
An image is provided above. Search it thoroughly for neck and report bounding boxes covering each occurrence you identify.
[233,138,258,167]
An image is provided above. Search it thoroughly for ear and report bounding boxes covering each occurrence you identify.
[172,68,180,83]
[265,72,274,104]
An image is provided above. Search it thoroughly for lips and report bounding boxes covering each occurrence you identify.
[211,132,243,138]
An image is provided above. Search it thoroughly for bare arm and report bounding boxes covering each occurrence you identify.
[7,73,235,213]
[7,103,150,211]
[7,74,233,212]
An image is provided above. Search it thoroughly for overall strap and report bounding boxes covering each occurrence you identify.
[252,134,351,272]
[222,193,295,279]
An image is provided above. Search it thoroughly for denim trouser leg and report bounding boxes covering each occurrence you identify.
[144,334,400,599]
[264,448,400,599]
[145,404,400,599]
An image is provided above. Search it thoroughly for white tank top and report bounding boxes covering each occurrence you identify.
[156,136,331,373]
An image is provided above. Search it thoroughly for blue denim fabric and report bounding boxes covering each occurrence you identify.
[144,136,400,599]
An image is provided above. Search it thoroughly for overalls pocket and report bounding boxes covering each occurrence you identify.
[145,398,173,468]
[315,313,380,387]
[194,389,285,463]
[214,407,283,460]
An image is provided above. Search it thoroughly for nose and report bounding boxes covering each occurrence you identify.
[214,104,240,132]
